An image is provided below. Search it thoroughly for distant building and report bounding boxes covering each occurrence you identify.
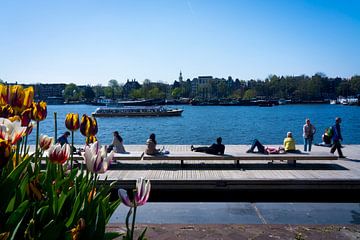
[19,83,66,103]
[191,76,213,99]
[123,79,141,98]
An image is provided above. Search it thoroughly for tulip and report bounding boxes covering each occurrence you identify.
[39,134,53,151]
[21,108,32,127]
[80,114,98,137]
[0,139,11,168]
[1,85,34,114]
[0,104,14,118]
[118,178,151,207]
[0,118,27,145]
[31,101,47,122]
[0,83,6,105]
[48,143,70,164]
[81,141,113,174]
[65,113,80,131]
[85,135,97,145]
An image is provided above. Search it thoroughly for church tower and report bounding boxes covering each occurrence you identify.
[179,71,183,82]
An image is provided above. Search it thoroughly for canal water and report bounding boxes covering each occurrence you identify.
[32,104,360,145]
[110,202,360,224]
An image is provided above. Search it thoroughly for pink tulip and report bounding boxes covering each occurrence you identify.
[81,141,114,174]
[118,178,151,207]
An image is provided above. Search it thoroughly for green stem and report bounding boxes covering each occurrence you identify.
[130,205,137,240]
[54,112,58,141]
[24,134,28,156]
[35,121,40,163]
[71,131,74,168]
[16,140,21,168]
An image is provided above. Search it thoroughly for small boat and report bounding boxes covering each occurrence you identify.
[92,105,183,117]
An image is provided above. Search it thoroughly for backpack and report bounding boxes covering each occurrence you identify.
[327,127,333,138]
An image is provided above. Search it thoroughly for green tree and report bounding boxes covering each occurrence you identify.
[83,85,95,101]
[242,89,256,100]
[64,83,81,101]
[171,87,183,99]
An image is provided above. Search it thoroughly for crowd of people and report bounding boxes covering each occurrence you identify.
[55,117,345,158]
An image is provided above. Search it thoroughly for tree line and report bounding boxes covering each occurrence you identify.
[58,73,360,102]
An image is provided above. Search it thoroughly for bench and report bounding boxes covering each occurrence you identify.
[40,146,338,167]
[141,151,338,167]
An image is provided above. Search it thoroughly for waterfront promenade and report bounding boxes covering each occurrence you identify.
[95,144,360,202]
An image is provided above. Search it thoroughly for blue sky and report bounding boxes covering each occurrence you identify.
[0,0,359,85]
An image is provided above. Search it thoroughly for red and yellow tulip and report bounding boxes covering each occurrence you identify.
[80,114,98,137]
[85,135,97,145]
[0,84,34,114]
[31,101,47,122]
[21,108,32,127]
[0,104,15,118]
[39,134,53,151]
[48,143,70,164]
[65,113,80,131]
[0,118,27,145]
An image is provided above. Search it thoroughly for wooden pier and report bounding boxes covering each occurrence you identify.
[96,144,360,201]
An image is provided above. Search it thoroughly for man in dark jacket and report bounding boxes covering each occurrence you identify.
[330,117,345,158]
[191,137,225,155]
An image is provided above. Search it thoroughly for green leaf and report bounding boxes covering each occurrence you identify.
[65,193,83,228]
[0,157,31,207]
[104,232,122,240]
[137,227,148,240]
[39,219,65,240]
[93,202,106,239]
[6,200,30,229]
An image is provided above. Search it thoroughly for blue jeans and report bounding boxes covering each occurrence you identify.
[304,138,312,152]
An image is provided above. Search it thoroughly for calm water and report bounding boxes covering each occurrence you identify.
[29,104,360,145]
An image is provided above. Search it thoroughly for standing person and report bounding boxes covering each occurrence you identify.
[191,137,225,155]
[109,131,126,153]
[330,117,345,158]
[145,133,162,155]
[303,118,316,152]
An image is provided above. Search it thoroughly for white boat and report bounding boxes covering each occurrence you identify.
[330,100,337,104]
[92,105,183,117]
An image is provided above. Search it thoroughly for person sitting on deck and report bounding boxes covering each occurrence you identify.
[191,137,225,155]
[246,139,285,154]
[108,131,126,153]
[57,131,70,145]
[283,131,298,153]
[145,133,163,155]
[315,128,332,147]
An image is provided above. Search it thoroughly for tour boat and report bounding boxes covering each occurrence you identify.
[92,105,183,117]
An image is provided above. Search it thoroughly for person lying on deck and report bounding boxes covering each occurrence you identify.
[191,137,225,155]
[246,139,285,154]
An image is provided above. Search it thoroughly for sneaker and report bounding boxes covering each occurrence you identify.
[191,145,194,151]
[339,155,347,158]
[246,149,252,153]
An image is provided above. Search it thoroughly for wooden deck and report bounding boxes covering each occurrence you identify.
[96,145,360,200]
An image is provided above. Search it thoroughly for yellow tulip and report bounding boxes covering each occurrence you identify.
[31,101,47,121]
[65,113,80,131]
